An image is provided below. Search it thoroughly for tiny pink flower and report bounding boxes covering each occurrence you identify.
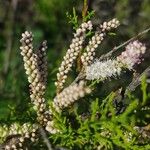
[117,40,146,70]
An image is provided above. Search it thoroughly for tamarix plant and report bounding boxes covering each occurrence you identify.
[0,15,150,150]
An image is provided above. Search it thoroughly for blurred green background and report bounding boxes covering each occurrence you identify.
[0,0,149,121]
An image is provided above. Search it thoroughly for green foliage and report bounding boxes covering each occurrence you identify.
[49,77,150,150]
[82,10,95,22]
[66,8,79,30]
[0,0,149,149]
[66,8,95,30]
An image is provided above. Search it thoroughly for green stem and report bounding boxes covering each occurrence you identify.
[82,0,88,21]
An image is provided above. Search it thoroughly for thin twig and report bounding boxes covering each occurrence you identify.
[82,0,88,20]
[71,69,86,85]
[125,65,150,94]
[39,127,53,150]
[100,27,150,60]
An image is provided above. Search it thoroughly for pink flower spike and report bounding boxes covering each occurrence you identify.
[117,40,146,70]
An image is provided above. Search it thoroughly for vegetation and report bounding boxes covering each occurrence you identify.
[0,0,149,149]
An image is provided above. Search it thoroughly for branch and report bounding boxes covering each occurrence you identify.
[77,0,90,72]
[39,127,53,150]
[100,27,150,60]
[82,0,88,20]
[71,69,86,85]
[125,65,150,94]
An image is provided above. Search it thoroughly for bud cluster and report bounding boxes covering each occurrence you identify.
[32,98,51,125]
[45,120,60,134]
[81,32,104,66]
[100,18,120,32]
[20,31,46,96]
[35,40,48,86]
[54,81,91,109]
[81,18,120,66]
[55,21,93,92]
[20,31,50,125]
[0,123,38,150]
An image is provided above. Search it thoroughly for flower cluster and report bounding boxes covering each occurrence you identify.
[35,40,48,85]
[55,21,93,92]
[1,16,148,149]
[20,31,51,125]
[86,41,146,81]
[45,120,60,134]
[53,81,91,109]
[86,59,121,80]
[100,18,120,32]
[20,31,46,97]
[81,18,120,66]
[81,32,104,66]
[117,40,146,70]
[0,123,38,149]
